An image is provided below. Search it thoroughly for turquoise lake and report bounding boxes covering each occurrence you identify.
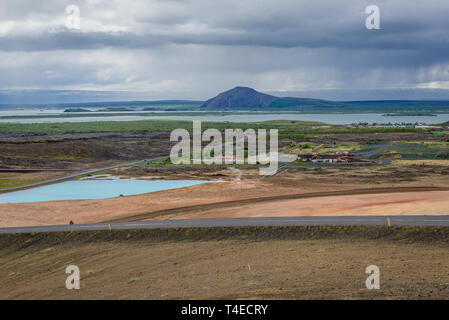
[0,179,207,204]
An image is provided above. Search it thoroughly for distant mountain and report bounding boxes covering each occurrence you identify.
[0,89,204,106]
[201,87,278,109]
[268,97,345,109]
[201,86,343,109]
[0,100,204,109]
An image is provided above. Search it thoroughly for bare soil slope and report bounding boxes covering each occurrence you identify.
[1,227,448,300]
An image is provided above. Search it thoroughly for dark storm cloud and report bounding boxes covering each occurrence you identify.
[0,0,446,50]
[1,2,449,52]
[1,0,449,100]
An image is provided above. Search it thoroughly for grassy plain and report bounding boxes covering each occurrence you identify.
[0,119,428,135]
[0,178,42,190]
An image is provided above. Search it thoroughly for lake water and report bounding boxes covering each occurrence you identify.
[0,112,449,124]
[0,179,207,204]
[0,110,449,124]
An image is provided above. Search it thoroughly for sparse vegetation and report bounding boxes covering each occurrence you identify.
[0,119,435,135]
[0,178,42,190]
[437,151,449,159]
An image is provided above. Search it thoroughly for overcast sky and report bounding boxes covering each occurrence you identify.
[1,0,449,102]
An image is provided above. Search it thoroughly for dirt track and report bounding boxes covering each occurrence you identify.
[105,186,449,222]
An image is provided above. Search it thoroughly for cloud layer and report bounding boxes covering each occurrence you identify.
[1,0,449,101]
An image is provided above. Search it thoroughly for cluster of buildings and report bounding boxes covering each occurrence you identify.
[297,152,364,163]
[352,122,442,129]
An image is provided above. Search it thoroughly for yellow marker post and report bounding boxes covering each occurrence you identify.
[387,218,391,228]
[109,224,111,231]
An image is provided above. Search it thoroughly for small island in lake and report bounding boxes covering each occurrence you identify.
[64,108,92,112]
